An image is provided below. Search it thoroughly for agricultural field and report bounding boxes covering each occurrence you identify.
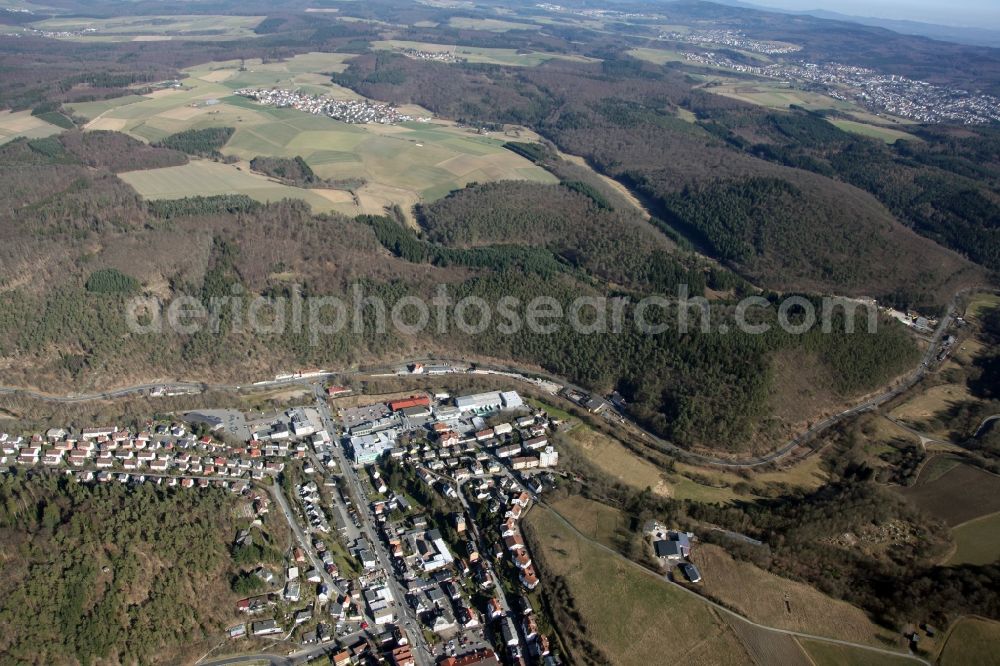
[26,15,264,41]
[373,40,598,67]
[447,16,540,31]
[828,119,917,143]
[117,159,346,213]
[66,54,556,217]
[523,505,754,665]
[796,640,918,666]
[689,544,899,647]
[898,461,1000,525]
[0,109,64,144]
[938,617,1000,666]
[918,455,964,484]
[723,615,812,666]
[947,511,1000,566]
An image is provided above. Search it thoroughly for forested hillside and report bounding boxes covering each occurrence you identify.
[694,105,1000,278]
[331,54,982,305]
[0,474,241,664]
[0,132,921,451]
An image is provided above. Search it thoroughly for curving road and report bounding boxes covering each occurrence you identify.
[0,288,983,469]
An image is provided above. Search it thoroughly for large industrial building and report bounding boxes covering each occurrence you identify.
[454,390,524,415]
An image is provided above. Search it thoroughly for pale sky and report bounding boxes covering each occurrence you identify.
[745,0,1000,29]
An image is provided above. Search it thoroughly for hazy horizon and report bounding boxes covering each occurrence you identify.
[741,0,1000,29]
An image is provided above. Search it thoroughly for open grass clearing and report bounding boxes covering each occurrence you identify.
[557,425,672,497]
[627,47,690,65]
[828,119,917,143]
[548,496,633,549]
[890,383,973,436]
[938,617,1000,665]
[680,452,828,491]
[690,544,898,647]
[525,397,576,423]
[696,77,864,114]
[947,511,1000,566]
[524,504,753,665]
[967,293,1000,320]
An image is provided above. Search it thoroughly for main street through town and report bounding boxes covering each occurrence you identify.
[310,385,435,666]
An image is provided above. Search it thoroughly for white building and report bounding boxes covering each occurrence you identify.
[349,431,396,465]
[455,391,523,415]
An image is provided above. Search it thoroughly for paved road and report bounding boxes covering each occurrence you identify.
[310,386,435,666]
[200,645,330,666]
[973,414,1000,439]
[536,502,932,666]
[265,482,345,603]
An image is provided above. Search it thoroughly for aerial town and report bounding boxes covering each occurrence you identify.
[235,88,420,125]
[683,52,1000,124]
[0,378,591,666]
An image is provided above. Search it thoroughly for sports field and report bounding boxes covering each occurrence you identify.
[66,53,555,216]
[374,40,598,67]
[27,15,264,41]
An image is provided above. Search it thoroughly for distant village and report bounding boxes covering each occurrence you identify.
[235,88,421,125]
[660,28,800,55]
[399,48,465,64]
[534,3,661,21]
[684,51,1000,125]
